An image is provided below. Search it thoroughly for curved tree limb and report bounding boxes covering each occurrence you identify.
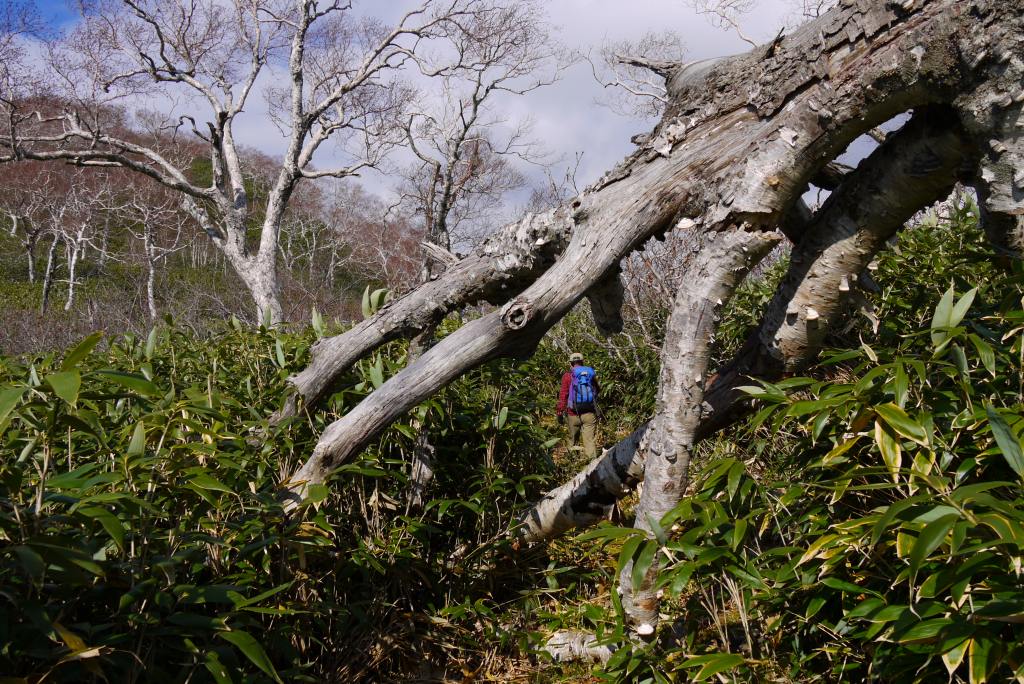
[701,105,975,432]
[282,0,1021,506]
[514,424,648,544]
[517,105,976,544]
[620,228,781,636]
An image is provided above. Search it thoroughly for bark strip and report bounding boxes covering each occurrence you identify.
[956,84,1024,257]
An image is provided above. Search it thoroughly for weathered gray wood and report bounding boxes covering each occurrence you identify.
[275,209,572,422]
[954,55,1024,257]
[586,267,626,336]
[283,0,1024,505]
[619,229,780,636]
[517,105,974,544]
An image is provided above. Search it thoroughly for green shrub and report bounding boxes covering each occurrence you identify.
[578,198,1024,683]
[0,320,559,681]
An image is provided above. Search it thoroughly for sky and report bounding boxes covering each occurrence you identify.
[26,0,854,216]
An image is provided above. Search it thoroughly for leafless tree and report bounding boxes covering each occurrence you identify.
[321,181,422,292]
[0,165,51,284]
[392,0,565,502]
[117,188,187,319]
[588,31,688,119]
[791,0,839,20]
[400,0,564,271]
[2,0,546,324]
[688,0,759,47]
[0,1,42,103]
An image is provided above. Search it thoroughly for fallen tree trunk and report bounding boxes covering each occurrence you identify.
[275,210,572,421]
[517,104,975,543]
[282,0,1024,512]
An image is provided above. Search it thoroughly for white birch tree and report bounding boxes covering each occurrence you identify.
[1,0,546,323]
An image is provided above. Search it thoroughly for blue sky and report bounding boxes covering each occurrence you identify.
[31,0,78,31]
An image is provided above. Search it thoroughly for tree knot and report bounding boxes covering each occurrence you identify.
[500,298,534,330]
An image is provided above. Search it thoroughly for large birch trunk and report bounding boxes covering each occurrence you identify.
[223,248,283,326]
[283,0,1023,509]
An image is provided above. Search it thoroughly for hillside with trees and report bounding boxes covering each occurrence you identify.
[1,0,1023,682]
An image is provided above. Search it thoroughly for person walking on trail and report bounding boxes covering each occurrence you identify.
[557,352,601,459]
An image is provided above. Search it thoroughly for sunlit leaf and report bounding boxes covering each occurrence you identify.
[950,287,978,328]
[96,370,160,397]
[680,653,744,680]
[0,386,26,434]
[47,371,81,406]
[361,285,372,319]
[61,332,103,371]
[909,512,959,577]
[218,630,282,683]
[369,357,384,389]
[630,539,659,592]
[875,420,902,483]
[943,638,970,676]
[986,405,1024,478]
[875,403,928,445]
[930,285,956,346]
[127,422,146,456]
[969,636,998,684]
[144,327,158,360]
[968,333,996,376]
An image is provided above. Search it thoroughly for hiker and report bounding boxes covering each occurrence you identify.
[556,352,601,459]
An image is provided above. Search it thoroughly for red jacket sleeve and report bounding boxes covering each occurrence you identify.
[557,371,571,415]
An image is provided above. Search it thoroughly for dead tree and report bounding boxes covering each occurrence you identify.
[270,0,1024,641]
[119,193,187,320]
[396,0,563,504]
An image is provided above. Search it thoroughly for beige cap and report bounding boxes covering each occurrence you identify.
[569,352,584,363]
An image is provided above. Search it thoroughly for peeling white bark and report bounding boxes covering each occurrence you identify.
[281,0,1024,508]
[515,424,648,544]
[542,630,615,664]
[955,64,1024,256]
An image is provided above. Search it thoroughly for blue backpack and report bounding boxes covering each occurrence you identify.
[569,365,597,413]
